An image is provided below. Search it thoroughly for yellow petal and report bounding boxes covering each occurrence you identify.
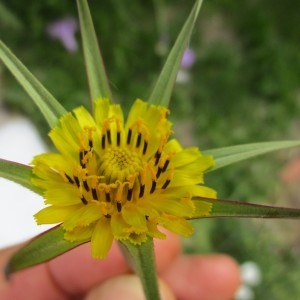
[190,200,213,218]
[122,203,147,230]
[111,212,130,239]
[64,224,94,242]
[44,186,81,206]
[34,204,81,224]
[91,218,114,259]
[153,215,194,237]
[62,203,101,231]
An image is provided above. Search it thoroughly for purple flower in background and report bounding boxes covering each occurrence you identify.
[46,17,79,52]
[177,48,196,84]
[180,48,196,69]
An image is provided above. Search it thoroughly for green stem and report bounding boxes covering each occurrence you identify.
[119,239,161,300]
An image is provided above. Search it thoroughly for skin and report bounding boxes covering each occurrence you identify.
[0,231,240,300]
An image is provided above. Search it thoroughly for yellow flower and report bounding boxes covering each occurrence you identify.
[31,99,216,258]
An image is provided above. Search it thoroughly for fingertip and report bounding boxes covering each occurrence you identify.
[153,230,181,273]
[85,275,175,300]
[47,242,129,295]
[163,254,241,300]
[206,254,241,297]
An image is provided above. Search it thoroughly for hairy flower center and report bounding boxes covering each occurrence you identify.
[101,147,142,182]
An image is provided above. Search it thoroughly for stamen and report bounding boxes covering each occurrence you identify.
[162,159,170,172]
[83,180,90,192]
[142,141,148,155]
[156,167,162,178]
[150,180,156,193]
[139,184,145,198]
[127,129,132,144]
[154,151,161,166]
[81,151,93,166]
[65,173,75,184]
[136,132,142,148]
[81,195,88,205]
[162,179,171,189]
[105,192,111,202]
[107,129,112,144]
[101,135,105,149]
[79,151,84,164]
[127,188,133,200]
[92,188,98,200]
[104,214,111,218]
[74,176,80,187]
[117,131,121,146]
[89,139,93,149]
[117,202,122,212]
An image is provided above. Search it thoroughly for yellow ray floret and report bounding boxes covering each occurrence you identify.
[32,99,216,259]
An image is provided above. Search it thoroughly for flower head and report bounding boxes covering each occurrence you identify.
[31,99,216,258]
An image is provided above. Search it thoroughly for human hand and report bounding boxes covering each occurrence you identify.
[0,231,240,300]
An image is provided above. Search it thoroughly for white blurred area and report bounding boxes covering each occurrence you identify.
[0,110,54,248]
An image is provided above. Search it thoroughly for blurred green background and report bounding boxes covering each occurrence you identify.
[1,0,300,298]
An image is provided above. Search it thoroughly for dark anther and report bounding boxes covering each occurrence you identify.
[65,173,75,184]
[145,215,149,220]
[154,151,161,166]
[117,131,121,146]
[156,167,162,178]
[162,179,171,189]
[79,151,89,168]
[74,176,80,187]
[139,184,145,198]
[117,202,122,212]
[101,135,105,149]
[150,180,156,194]
[81,195,88,205]
[162,159,170,172]
[89,139,93,149]
[92,188,98,200]
[142,141,148,155]
[79,151,84,163]
[136,132,142,148]
[105,192,111,202]
[127,188,133,200]
[107,129,112,144]
[127,129,132,144]
[104,214,111,218]
[83,180,90,192]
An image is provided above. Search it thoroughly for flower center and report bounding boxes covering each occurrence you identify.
[100,147,142,182]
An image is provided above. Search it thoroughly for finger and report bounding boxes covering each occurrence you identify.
[162,254,241,300]
[0,230,181,299]
[85,274,175,300]
[0,244,66,300]
[48,231,181,295]
[0,242,129,300]
[153,230,181,273]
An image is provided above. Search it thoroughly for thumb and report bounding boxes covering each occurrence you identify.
[85,274,175,300]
